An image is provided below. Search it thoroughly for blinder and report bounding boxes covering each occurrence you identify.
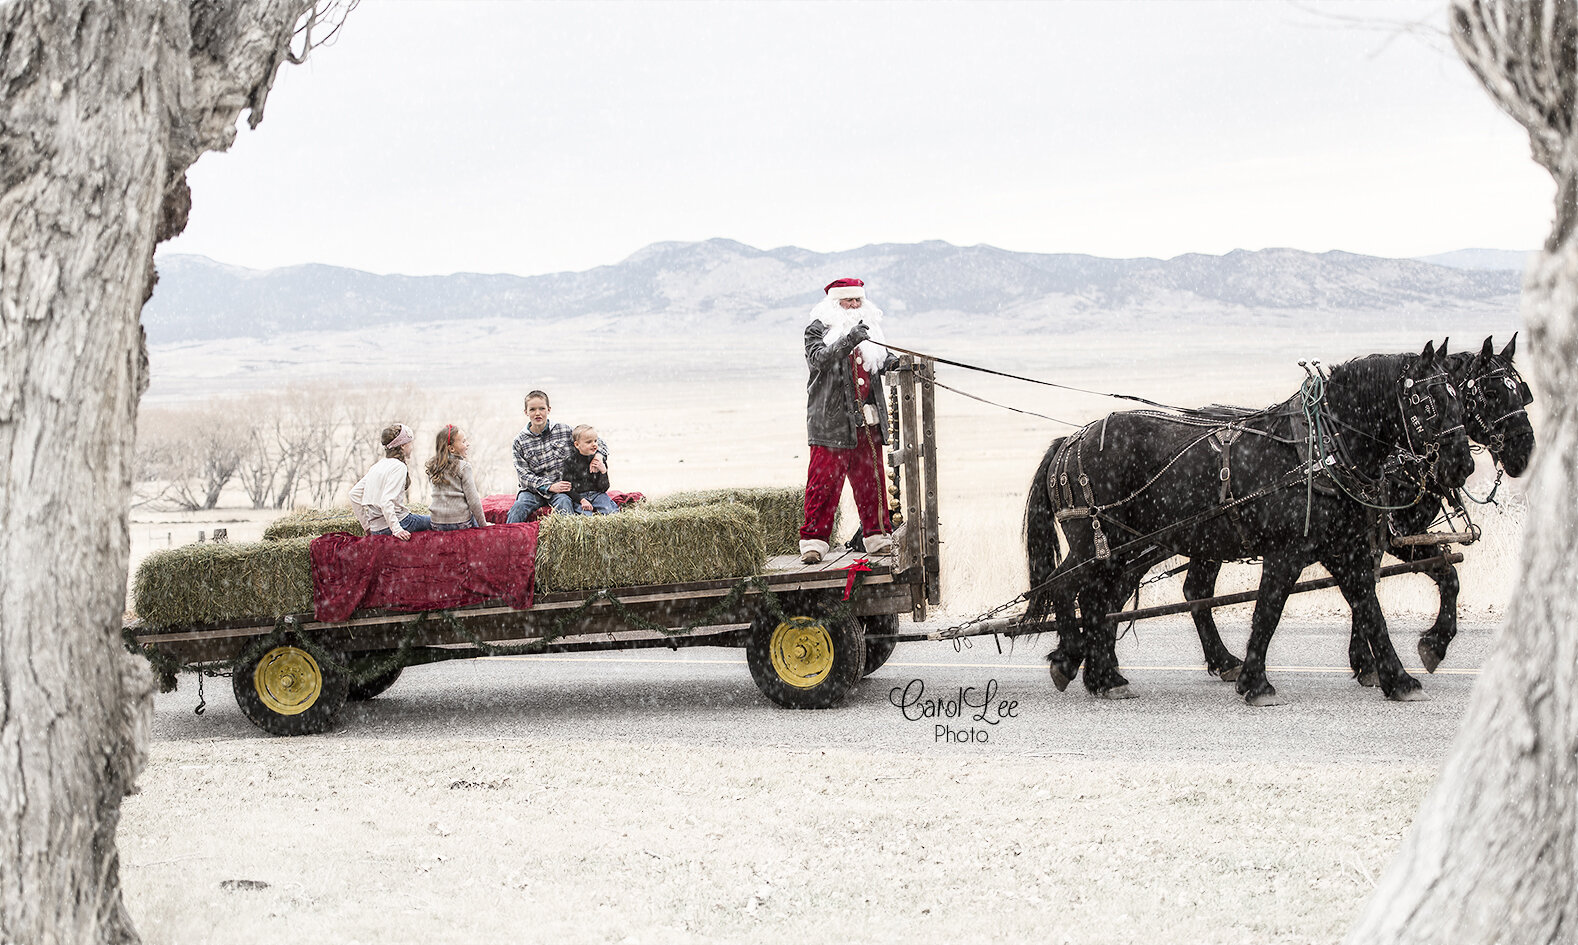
[1399,370,1464,448]
[1463,361,1533,439]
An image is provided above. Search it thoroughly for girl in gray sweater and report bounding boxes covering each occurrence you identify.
[425,425,489,531]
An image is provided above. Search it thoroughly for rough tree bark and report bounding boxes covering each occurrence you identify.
[1348,2,1578,942]
[0,2,316,941]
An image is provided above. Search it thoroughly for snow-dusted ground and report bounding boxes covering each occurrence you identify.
[122,617,1494,944]
[122,740,1432,945]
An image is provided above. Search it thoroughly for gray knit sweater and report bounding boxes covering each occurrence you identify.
[429,458,488,526]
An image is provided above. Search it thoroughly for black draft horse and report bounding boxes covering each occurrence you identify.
[1024,343,1475,706]
[1173,335,1536,688]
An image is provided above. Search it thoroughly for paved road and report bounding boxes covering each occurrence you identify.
[152,612,1499,765]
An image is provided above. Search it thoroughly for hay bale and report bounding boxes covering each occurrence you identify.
[263,503,432,540]
[263,507,363,540]
[647,487,828,556]
[535,504,765,592]
[133,538,314,628]
[134,506,767,627]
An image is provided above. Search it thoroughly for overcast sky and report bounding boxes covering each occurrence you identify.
[161,0,1553,277]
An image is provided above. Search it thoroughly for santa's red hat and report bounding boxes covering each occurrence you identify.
[824,277,865,300]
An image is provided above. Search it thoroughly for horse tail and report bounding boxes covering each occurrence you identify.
[1024,438,1065,622]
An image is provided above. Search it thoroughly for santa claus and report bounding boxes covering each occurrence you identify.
[798,277,896,564]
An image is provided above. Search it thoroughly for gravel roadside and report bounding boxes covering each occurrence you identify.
[122,738,1426,945]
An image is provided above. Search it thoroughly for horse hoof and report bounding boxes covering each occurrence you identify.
[1357,670,1379,689]
[1050,665,1072,693]
[1216,665,1242,683]
[1245,689,1286,707]
[1389,686,1430,703]
[1099,684,1137,701]
[1417,640,1443,674]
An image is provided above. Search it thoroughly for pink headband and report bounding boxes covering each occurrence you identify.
[388,424,413,449]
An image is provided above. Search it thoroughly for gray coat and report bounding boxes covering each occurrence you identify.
[804,320,894,449]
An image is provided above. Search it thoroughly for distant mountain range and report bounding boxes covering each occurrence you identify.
[141,240,1526,344]
[1413,248,1533,271]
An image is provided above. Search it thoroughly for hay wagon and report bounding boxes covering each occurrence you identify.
[125,357,944,736]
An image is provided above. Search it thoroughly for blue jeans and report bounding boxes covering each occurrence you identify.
[506,490,575,523]
[370,512,431,536]
[575,492,619,515]
[431,518,480,531]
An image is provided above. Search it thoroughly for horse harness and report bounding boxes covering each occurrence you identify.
[1050,405,1313,560]
[1048,368,1452,561]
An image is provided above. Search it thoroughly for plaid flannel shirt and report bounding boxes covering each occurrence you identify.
[512,421,609,495]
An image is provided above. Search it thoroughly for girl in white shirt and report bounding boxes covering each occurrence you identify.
[348,423,432,540]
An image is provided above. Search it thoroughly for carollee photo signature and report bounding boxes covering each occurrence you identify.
[887,678,1020,743]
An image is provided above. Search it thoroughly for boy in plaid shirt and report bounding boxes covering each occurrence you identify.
[505,390,609,523]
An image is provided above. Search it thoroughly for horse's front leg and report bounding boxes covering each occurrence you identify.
[1047,582,1084,692]
[1236,555,1304,706]
[1183,559,1242,681]
[1080,578,1135,700]
[1324,545,1426,701]
[1416,557,1460,673]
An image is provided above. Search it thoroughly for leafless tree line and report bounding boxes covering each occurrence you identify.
[136,384,431,511]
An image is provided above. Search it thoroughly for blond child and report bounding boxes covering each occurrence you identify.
[560,424,617,515]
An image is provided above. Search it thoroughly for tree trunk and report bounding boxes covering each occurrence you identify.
[1348,3,1578,942]
[0,2,312,942]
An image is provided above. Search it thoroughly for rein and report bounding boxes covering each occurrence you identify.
[880,342,1189,412]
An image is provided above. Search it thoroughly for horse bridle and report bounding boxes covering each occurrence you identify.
[1463,359,1533,457]
[1397,369,1465,463]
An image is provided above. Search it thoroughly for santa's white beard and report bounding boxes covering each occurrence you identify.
[808,297,889,371]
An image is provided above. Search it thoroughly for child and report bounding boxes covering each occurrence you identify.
[561,424,618,515]
[349,423,431,540]
[426,424,489,531]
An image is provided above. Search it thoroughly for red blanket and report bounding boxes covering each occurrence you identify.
[309,523,539,622]
[481,491,643,524]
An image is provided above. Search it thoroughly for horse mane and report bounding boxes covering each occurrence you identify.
[1322,352,1413,433]
[1327,352,1410,395]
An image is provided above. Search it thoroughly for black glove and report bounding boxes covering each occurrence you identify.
[846,322,871,346]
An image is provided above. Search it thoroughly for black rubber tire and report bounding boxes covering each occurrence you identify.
[746,608,863,709]
[232,640,350,736]
[345,652,405,701]
[860,614,900,677]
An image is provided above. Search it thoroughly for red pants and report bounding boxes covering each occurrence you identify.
[800,426,891,543]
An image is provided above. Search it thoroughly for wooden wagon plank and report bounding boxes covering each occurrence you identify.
[919,358,942,607]
[928,553,1466,641]
[1112,553,1466,622]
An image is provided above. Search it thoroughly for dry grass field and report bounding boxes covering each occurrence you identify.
[132,324,1531,622]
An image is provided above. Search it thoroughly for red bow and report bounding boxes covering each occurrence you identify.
[842,557,872,600]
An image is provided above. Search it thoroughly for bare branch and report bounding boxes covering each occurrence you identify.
[286,0,359,65]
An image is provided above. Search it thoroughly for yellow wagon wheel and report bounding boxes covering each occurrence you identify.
[767,618,836,689]
[232,638,350,736]
[746,603,863,709]
[254,646,324,715]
